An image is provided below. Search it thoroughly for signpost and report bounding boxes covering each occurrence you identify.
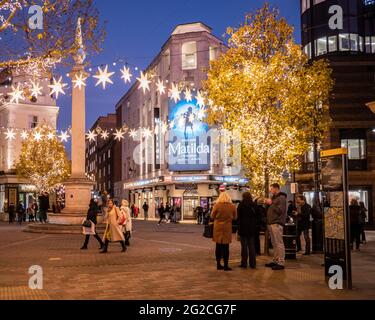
[320,148,352,289]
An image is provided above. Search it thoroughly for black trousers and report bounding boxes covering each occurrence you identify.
[215,243,230,266]
[123,231,131,245]
[82,234,103,248]
[240,236,256,268]
[158,215,165,224]
[9,214,14,223]
[350,224,361,250]
[360,224,366,242]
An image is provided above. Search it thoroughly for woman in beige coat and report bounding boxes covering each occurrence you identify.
[100,199,126,253]
[211,192,237,271]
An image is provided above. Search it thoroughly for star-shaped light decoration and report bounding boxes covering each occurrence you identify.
[196,91,206,108]
[137,71,151,93]
[5,128,16,140]
[47,132,55,140]
[59,131,70,142]
[197,107,206,120]
[129,129,137,139]
[161,122,168,134]
[20,130,29,140]
[48,77,67,99]
[100,130,109,140]
[86,130,97,142]
[9,84,25,104]
[120,66,132,84]
[143,128,153,139]
[169,83,181,103]
[33,131,43,142]
[72,73,88,90]
[113,129,125,141]
[30,81,43,98]
[93,65,115,89]
[184,88,193,102]
[156,79,166,95]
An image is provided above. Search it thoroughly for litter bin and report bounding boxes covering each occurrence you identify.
[283,223,297,260]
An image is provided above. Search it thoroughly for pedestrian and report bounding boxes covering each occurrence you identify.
[157,203,165,225]
[27,202,35,222]
[295,195,312,255]
[134,205,139,218]
[142,202,149,221]
[287,200,297,223]
[170,205,176,223]
[165,203,171,223]
[131,203,135,218]
[38,194,49,223]
[17,202,25,225]
[81,199,105,250]
[237,192,261,269]
[254,197,267,255]
[196,205,204,225]
[359,201,367,244]
[120,200,132,246]
[8,203,15,224]
[211,191,237,271]
[349,199,361,251]
[33,201,39,223]
[264,183,287,271]
[100,199,126,253]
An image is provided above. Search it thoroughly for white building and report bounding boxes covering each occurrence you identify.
[0,69,59,219]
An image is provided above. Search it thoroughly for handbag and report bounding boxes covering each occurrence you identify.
[82,219,91,228]
[203,223,214,238]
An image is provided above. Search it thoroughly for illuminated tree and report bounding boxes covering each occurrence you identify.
[16,124,70,194]
[204,4,333,196]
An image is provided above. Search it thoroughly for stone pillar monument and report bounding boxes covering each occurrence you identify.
[49,18,93,225]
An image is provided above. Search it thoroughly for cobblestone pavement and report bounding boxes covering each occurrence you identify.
[0,221,374,300]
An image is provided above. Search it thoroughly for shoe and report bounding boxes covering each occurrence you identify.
[224,267,232,271]
[239,265,247,269]
[272,264,285,271]
[80,246,88,250]
[217,264,224,270]
[100,247,108,254]
[121,247,127,252]
[265,262,277,268]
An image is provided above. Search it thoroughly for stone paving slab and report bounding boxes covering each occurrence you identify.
[0,221,374,300]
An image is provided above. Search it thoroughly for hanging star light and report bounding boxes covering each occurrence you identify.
[47,132,55,140]
[137,71,151,93]
[101,130,109,140]
[129,129,137,139]
[184,88,193,102]
[120,66,132,84]
[143,128,153,139]
[113,129,125,141]
[33,131,43,142]
[196,91,206,108]
[48,77,67,99]
[9,84,25,104]
[20,130,29,140]
[169,83,181,103]
[156,79,166,95]
[5,128,16,140]
[93,65,115,89]
[30,81,43,98]
[197,107,206,120]
[72,73,88,90]
[86,130,97,142]
[59,131,70,142]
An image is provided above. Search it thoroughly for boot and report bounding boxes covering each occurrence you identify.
[217,260,224,270]
[100,240,109,253]
[121,241,127,252]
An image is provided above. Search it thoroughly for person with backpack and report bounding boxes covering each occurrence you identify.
[237,192,261,269]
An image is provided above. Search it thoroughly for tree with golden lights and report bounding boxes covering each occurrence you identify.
[16,124,70,194]
[204,4,333,196]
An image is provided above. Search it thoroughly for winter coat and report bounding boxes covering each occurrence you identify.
[120,206,132,233]
[211,202,237,244]
[349,205,361,225]
[297,203,312,231]
[103,206,125,242]
[267,192,287,226]
[237,201,260,238]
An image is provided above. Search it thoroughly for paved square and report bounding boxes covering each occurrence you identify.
[0,221,374,300]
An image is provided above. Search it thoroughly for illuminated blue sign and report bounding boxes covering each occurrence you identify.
[168,99,210,171]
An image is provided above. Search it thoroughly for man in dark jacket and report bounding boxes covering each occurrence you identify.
[237,192,261,269]
[265,183,287,270]
[295,195,312,255]
[349,199,361,251]
[17,202,25,225]
[8,203,15,223]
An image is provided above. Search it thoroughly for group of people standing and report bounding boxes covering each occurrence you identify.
[156,202,179,225]
[81,198,133,253]
[8,196,49,224]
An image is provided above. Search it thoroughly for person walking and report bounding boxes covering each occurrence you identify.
[27,202,35,222]
[211,191,237,271]
[196,205,204,225]
[100,199,126,253]
[265,183,287,271]
[157,203,165,225]
[142,202,149,221]
[349,199,361,251]
[33,201,39,223]
[237,192,261,269]
[165,203,171,223]
[295,195,312,255]
[120,200,132,246]
[17,202,25,225]
[359,201,367,244]
[8,203,15,224]
[81,199,105,250]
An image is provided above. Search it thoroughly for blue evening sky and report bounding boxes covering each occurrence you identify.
[57,0,301,132]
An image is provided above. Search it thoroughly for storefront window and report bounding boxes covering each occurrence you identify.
[328,36,337,52]
[339,34,350,51]
[316,37,327,56]
[350,34,359,51]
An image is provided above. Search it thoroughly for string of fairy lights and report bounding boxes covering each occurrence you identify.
[0,59,225,143]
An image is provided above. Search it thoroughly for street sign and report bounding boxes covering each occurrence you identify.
[320,148,352,289]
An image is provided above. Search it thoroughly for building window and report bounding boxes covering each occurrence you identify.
[359,36,364,52]
[350,34,359,51]
[182,41,197,70]
[316,37,327,56]
[339,34,350,51]
[164,49,170,73]
[28,115,38,129]
[303,42,312,59]
[108,149,111,159]
[209,46,219,61]
[341,139,366,160]
[328,36,337,52]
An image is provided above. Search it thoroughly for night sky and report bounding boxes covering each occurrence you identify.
[57,0,301,133]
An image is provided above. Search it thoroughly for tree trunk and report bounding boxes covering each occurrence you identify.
[264,166,270,198]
